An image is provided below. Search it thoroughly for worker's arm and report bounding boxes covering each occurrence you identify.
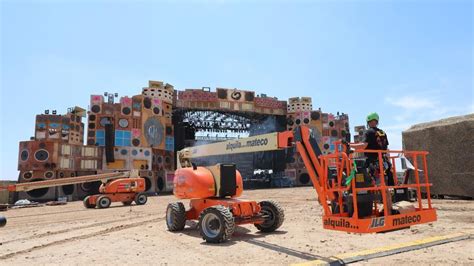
[350,142,368,150]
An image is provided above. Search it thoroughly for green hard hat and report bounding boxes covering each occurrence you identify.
[366,112,379,122]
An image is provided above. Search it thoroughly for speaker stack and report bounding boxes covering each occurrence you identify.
[77,146,102,172]
[56,170,77,200]
[254,95,286,115]
[58,143,80,171]
[283,146,312,187]
[115,96,133,147]
[67,113,84,145]
[321,136,331,155]
[130,147,152,170]
[90,95,104,114]
[129,95,143,147]
[35,115,48,140]
[139,170,156,194]
[17,170,58,202]
[155,170,167,193]
[140,97,167,150]
[103,147,130,170]
[335,114,350,141]
[286,97,313,131]
[75,170,101,200]
[143,81,175,104]
[353,125,366,143]
[152,149,165,171]
[152,148,175,171]
[215,88,256,112]
[87,95,105,146]
[18,141,60,172]
[35,114,75,142]
[142,81,174,118]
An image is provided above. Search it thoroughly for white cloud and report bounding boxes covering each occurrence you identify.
[385,96,438,110]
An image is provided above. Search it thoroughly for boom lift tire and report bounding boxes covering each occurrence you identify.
[198,205,235,243]
[254,200,285,232]
[166,202,186,231]
[134,193,148,205]
[83,196,95,209]
[97,196,111,209]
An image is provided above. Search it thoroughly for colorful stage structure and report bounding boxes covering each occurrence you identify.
[14,81,351,202]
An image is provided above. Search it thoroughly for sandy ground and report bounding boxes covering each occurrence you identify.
[0,187,473,265]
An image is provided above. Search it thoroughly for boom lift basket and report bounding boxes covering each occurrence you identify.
[295,126,437,233]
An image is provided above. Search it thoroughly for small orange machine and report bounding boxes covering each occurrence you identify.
[1,171,148,210]
[166,163,284,243]
[83,177,147,209]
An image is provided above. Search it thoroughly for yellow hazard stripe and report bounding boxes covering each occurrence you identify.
[294,231,473,266]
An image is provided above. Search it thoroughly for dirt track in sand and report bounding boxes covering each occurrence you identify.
[1,187,473,265]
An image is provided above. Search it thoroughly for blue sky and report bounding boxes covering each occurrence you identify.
[1,0,472,180]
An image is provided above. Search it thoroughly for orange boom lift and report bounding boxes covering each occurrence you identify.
[167,126,436,242]
[2,171,148,209]
[166,131,292,243]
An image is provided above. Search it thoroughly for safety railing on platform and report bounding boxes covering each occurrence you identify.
[319,145,434,219]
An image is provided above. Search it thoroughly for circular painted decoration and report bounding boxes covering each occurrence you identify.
[100,117,111,127]
[311,111,320,120]
[44,171,54,178]
[118,118,129,128]
[144,117,164,147]
[144,150,151,156]
[153,107,160,115]
[231,91,242,100]
[143,98,152,109]
[122,107,131,115]
[295,119,301,125]
[132,149,138,156]
[287,118,294,126]
[91,105,101,113]
[303,118,310,124]
[120,149,128,155]
[34,149,49,161]
[23,172,32,179]
[132,138,140,146]
[20,150,29,161]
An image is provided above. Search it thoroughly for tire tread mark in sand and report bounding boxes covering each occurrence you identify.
[1,214,159,245]
[7,209,91,219]
[0,217,165,260]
